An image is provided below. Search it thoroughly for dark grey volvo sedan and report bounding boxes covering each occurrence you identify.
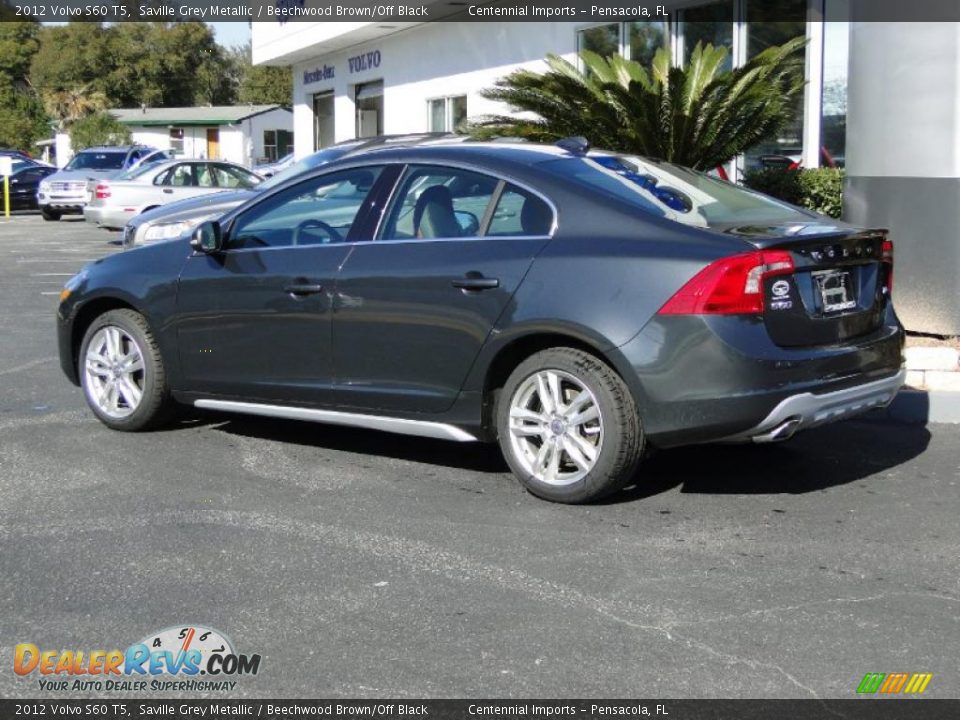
[57,141,904,503]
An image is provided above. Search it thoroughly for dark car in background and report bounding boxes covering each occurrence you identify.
[57,140,904,504]
[4,164,56,211]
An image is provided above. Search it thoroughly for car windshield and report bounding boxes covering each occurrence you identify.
[65,151,127,171]
[582,154,812,228]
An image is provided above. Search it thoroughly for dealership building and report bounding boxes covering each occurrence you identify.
[252,5,960,335]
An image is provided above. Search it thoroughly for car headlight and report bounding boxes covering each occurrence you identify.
[39,181,51,193]
[142,215,214,244]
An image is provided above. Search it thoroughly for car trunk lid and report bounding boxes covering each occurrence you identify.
[722,222,893,348]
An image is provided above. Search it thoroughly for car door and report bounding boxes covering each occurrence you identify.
[154,162,196,204]
[174,165,394,403]
[331,164,555,413]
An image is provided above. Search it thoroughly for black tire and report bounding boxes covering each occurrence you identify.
[41,208,61,221]
[78,308,173,431]
[496,347,644,504]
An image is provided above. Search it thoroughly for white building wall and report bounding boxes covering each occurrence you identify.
[288,22,582,158]
[121,110,292,166]
[127,127,169,151]
[247,108,295,164]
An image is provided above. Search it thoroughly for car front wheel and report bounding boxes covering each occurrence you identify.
[496,348,644,504]
[41,208,61,221]
[79,309,172,431]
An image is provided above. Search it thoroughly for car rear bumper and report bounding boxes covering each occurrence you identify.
[616,310,905,448]
[83,205,131,228]
[719,369,906,443]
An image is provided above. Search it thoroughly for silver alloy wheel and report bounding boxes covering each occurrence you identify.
[83,325,146,419]
[507,369,603,486]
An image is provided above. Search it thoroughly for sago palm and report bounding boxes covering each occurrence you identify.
[469,37,806,170]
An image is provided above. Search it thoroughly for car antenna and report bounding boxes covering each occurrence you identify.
[555,136,590,155]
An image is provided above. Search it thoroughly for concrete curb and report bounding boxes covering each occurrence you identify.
[871,388,960,425]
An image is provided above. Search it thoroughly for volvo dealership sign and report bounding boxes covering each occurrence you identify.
[348,50,381,74]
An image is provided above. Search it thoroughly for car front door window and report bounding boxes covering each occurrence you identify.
[229,167,384,250]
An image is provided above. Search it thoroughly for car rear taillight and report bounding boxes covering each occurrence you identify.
[657,250,795,315]
[881,239,894,294]
[95,183,110,199]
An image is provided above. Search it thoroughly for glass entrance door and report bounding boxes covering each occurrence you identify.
[313,91,335,151]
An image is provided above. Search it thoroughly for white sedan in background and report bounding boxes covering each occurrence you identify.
[83,159,263,229]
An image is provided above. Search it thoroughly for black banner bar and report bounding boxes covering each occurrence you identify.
[1,700,959,720]
[2,0,960,23]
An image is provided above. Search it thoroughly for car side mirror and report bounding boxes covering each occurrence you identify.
[191,221,223,253]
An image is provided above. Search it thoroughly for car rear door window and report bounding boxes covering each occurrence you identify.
[212,164,260,189]
[486,185,554,237]
[157,164,193,187]
[229,167,383,250]
[381,166,499,240]
[193,163,215,188]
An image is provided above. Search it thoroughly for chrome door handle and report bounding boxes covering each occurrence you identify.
[452,273,499,291]
[284,283,324,296]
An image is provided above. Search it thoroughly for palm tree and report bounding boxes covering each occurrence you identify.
[469,37,807,170]
[41,83,109,131]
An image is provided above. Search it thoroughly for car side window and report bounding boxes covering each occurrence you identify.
[194,164,215,188]
[156,164,193,187]
[229,166,383,250]
[380,166,499,240]
[486,185,554,237]
[212,164,260,189]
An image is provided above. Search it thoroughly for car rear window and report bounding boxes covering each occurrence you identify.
[542,156,812,229]
[65,151,127,171]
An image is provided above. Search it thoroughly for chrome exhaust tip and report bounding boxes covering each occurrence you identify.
[752,416,802,443]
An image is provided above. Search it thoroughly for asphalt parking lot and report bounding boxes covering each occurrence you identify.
[0,213,958,699]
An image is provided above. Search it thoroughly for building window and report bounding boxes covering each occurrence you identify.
[628,21,670,67]
[680,1,734,71]
[264,129,295,162]
[168,127,184,156]
[821,6,849,168]
[427,96,467,133]
[742,0,808,171]
[577,23,620,61]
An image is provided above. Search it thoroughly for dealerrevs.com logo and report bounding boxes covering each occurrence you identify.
[14,625,261,692]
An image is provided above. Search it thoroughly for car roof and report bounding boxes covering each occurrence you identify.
[79,145,152,153]
[329,141,578,167]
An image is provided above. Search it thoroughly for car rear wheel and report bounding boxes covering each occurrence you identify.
[79,309,173,431]
[41,208,61,221]
[496,348,644,504]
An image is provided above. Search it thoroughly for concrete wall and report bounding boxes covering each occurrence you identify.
[844,21,960,334]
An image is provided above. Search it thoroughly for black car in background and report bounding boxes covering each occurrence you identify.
[57,140,904,504]
[5,164,56,210]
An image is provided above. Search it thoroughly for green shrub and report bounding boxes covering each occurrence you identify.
[744,167,844,218]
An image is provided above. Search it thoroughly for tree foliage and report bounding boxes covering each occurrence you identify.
[0,21,48,152]
[69,112,132,151]
[470,37,807,170]
[227,43,292,106]
[1,21,288,152]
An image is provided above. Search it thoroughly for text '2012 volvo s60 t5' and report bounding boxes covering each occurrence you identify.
[57,140,905,504]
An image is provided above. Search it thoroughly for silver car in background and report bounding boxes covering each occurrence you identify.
[85,159,262,230]
[121,133,456,248]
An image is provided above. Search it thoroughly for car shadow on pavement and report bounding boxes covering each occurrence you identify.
[607,418,932,504]
[205,412,509,474]
[202,410,931,503]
